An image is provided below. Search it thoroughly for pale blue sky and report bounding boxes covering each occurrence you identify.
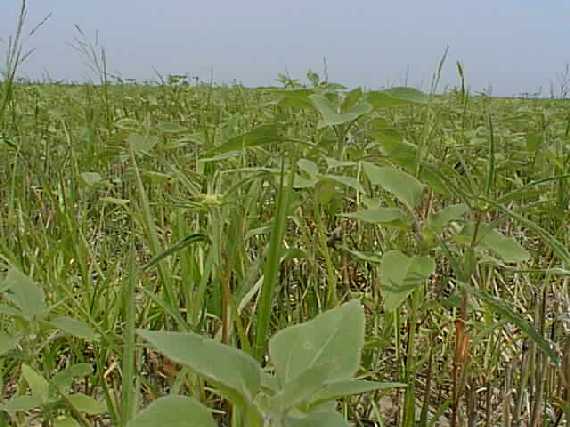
[1,1,569,95]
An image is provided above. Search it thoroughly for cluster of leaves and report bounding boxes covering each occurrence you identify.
[130,301,402,427]
[0,268,104,425]
[0,70,569,426]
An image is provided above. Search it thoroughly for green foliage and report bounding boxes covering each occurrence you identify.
[380,251,435,311]
[269,300,364,384]
[310,94,372,129]
[2,267,47,321]
[367,87,428,109]
[1,363,105,423]
[208,124,284,156]
[363,162,425,210]
[426,203,469,234]
[1,69,568,426]
[137,301,401,426]
[341,207,410,228]
[48,317,99,341]
[127,396,217,427]
[137,329,261,402]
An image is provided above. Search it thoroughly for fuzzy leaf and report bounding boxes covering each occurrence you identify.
[341,207,410,227]
[0,395,43,413]
[22,364,50,404]
[381,251,435,311]
[0,332,18,356]
[67,394,106,415]
[137,330,261,401]
[2,267,47,321]
[52,363,93,391]
[269,300,364,385]
[49,317,98,341]
[209,125,282,155]
[427,203,469,234]
[363,163,425,210]
[127,395,216,427]
[479,228,530,263]
[310,94,371,129]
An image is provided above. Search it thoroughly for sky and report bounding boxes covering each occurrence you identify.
[1,1,570,96]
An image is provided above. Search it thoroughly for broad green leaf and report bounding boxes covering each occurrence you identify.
[261,371,280,393]
[274,89,315,109]
[323,174,365,193]
[312,380,406,404]
[0,332,18,356]
[363,163,425,210]
[127,134,159,155]
[80,172,103,187]
[137,330,261,401]
[314,179,340,205]
[382,87,429,105]
[458,223,530,263]
[381,251,435,311]
[369,126,448,195]
[208,124,282,155]
[66,393,106,415]
[269,364,332,412]
[310,94,371,129]
[324,157,356,170]
[52,363,93,390]
[49,317,98,341]
[0,304,23,317]
[286,410,349,427]
[54,417,81,427]
[269,300,364,384]
[2,267,47,321]
[342,98,372,117]
[298,159,319,177]
[383,87,428,103]
[342,88,364,112]
[463,284,559,366]
[380,251,411,311]
[427,203,469,234]
[341,207,410,228]
[293,173,318,189]
[22,364,50,404]
[0,395,43,413]
[418,164,450,196]
[372,126,416,168]
[368,88,428,109]
[127,395,216,427]
[479,228,530,263]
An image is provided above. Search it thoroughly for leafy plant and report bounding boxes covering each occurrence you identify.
[131,301,403,427]
[1,363,105,426]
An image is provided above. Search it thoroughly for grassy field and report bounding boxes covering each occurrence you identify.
[0,69,569,426]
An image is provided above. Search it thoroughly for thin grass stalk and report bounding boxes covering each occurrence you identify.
[120,246,137,426]
[128,141,187,330]
[253,158,292,361]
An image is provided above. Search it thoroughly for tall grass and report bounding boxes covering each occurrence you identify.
[0,30,569,426]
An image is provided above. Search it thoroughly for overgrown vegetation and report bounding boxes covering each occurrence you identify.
[1,8,570,426]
